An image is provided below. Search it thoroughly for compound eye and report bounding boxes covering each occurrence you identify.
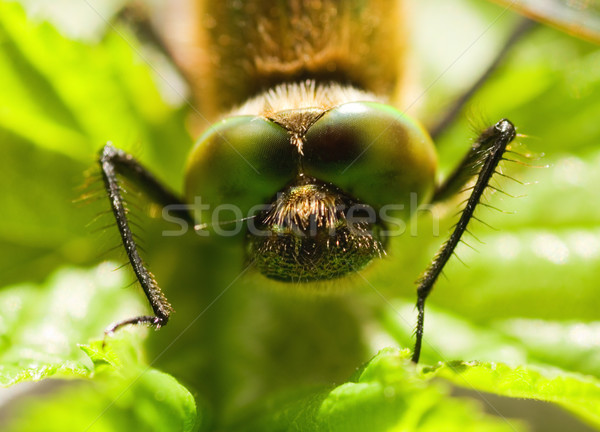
[185,116,296,223]
[303,102,437,210]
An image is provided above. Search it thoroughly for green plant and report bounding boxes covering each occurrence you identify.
[1,1,600,431]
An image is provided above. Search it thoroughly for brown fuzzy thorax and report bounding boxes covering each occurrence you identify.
[158,0,405,121]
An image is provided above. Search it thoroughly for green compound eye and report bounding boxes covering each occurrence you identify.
[302,102,437,214]
[185,116,296,225]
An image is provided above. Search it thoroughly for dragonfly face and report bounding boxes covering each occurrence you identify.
[185,82,437,282]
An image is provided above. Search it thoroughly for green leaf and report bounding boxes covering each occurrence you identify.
[4,343,200,432]
[379,299,600,428]
[0,1,192,287]
[0,264,200,431]
[238,349,523,432]
[496,319,600,378]
[0,264,146,386]
[0,1,191,170]
[426,360,600,429]
[239,348,600,431]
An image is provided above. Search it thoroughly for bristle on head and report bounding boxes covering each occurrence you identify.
[229,80,381,118]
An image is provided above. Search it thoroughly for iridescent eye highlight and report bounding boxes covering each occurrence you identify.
[302,102,437,215]
[185,116,296,224]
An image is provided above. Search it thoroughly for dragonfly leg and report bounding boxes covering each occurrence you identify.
[98,143,192,337]
[412,119,516,363]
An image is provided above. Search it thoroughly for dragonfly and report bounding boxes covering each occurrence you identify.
[102,0,600,370]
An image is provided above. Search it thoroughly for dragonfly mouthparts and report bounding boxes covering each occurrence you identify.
[246,175,386,283]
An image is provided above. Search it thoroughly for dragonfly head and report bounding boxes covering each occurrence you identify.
[185,84,436,284]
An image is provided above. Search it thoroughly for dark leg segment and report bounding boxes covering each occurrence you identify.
[432,122,505,203]
[412,119,516,363]
[99,143,191,335]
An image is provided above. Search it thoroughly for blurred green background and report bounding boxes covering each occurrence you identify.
[1,0,600,431]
